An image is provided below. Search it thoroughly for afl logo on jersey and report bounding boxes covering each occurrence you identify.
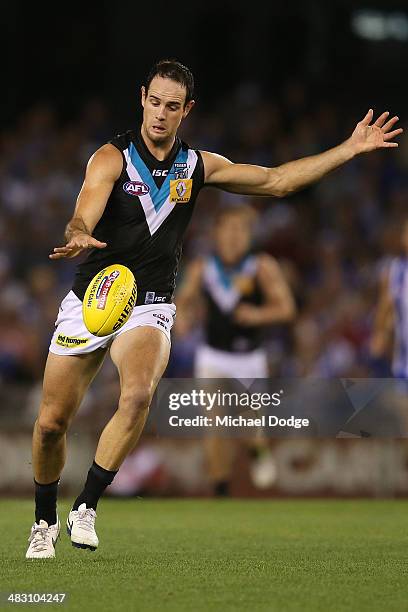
[123,181,150,197]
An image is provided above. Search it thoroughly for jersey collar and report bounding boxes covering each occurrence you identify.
[133,129,181,169]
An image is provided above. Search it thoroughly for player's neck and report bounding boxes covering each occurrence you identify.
[140,125,175,161]
[216,252,246,268]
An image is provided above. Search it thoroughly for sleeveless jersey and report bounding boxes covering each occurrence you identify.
[202,254,264,352]
[389,256,408,378]
[72,130,204,305]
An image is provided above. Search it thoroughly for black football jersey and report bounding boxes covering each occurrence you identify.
[202,254,264,352]
[72,129,204,305]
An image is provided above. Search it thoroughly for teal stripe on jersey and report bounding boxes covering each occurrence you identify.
[212,254,254,288]
[128,142,158,200]
[128,143,189,213]
[213,255,232,288]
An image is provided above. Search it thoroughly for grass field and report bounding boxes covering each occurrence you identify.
[0,498,407,611]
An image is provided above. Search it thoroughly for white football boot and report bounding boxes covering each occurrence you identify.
[26,518,60,559]
[66,503,98,551]
[249,450,278,490]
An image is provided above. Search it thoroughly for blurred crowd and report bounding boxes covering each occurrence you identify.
[1,81,408,404]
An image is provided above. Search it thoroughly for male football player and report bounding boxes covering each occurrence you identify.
[26,59,402,558]
[176,204,295,495]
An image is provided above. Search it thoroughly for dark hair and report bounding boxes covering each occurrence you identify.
[145,59,194,105]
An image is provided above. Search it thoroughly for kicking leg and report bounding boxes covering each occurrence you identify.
[97,326,170,469]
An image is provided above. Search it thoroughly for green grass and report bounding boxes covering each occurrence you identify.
[0,499,407,611]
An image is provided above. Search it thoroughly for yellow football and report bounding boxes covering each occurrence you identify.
[82,264,137,336]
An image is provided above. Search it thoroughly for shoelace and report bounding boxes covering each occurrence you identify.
[75,508,97,533]
[28,526,50,552]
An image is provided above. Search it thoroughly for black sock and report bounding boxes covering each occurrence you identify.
[214,480,230,497]
[72,461,118,511]
[35,478,59,526]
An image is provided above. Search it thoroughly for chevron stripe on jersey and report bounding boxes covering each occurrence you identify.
[202,255,258,313]
[72,129,204,305]
[124,144,198,235]
[201,254,264,352]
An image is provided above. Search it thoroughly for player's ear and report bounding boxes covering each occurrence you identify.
[141,86,146,108]
[183,99,195,119]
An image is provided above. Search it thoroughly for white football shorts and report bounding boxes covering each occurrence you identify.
[49,290,176,356]
[194,344,269,378]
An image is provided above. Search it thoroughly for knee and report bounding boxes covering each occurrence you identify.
[36,412,69,441]
[118,385,153,424]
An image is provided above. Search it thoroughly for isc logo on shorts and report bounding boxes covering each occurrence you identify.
[56,334,89,348]
[145,292,166,304]
[170,179,192,203]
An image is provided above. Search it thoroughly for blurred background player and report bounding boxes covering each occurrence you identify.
[176,204,296,495]
[371,217,408,380]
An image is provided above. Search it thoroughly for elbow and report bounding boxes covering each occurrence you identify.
[271,183,296,198]
[270,187,286,198]
[267,168,291,198]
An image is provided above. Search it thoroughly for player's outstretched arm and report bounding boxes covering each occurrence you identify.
[49,144,123,259]
[202,110,403,197]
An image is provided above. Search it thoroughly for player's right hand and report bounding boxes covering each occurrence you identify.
[49,233,107,259]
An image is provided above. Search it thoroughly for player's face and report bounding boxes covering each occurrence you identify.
[141,76,194,144]
[215,214,252,265]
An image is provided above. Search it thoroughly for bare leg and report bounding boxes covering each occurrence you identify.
[33,349,107,484]
[95,327,170,470]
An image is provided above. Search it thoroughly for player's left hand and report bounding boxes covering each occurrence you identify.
[349,109,403,154]
[234,304,263,326]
